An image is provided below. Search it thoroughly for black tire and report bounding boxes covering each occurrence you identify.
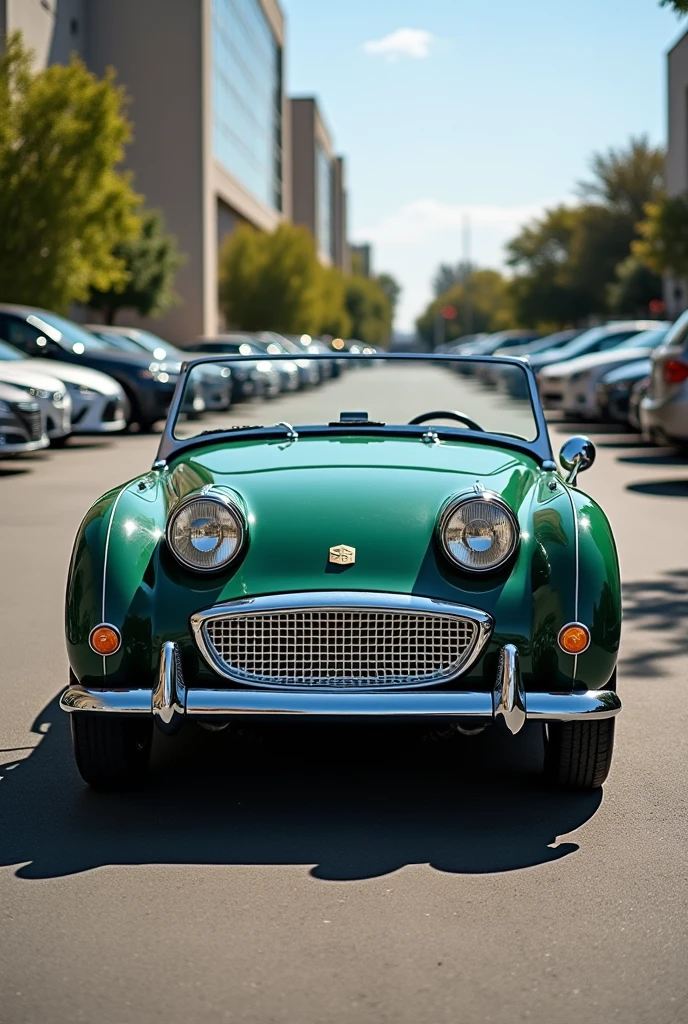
[50,434,71,448]
[136,419,158,434]
[543,718,615,790]
[70,713,153,790]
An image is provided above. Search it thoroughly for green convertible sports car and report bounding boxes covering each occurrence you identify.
[61,353,621,790]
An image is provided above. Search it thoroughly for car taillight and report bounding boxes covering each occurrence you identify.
[663,359,688,385]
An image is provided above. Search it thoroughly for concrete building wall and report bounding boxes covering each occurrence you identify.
[332,157,350,272]
[291,99,317,239]
[351,243,373,278]
[4,0,86,67]
[667,31,688,197]
[665,30,688,315]
[291,97,349,270]
[86,0,206,343]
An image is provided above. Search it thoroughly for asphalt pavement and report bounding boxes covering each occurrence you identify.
[1,365,687,1024]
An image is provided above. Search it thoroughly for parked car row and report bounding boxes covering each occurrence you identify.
[0,303,371,459]
[439,316,688,449]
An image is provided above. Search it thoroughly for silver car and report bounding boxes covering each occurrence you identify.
[0,381,48,455]
[0,346,71,443]
[0,339,126,439]
[640,310,688,446]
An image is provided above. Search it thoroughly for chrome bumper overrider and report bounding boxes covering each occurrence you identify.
[59,642,622,733]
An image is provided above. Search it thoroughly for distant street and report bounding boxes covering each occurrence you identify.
[1,367,687,1024]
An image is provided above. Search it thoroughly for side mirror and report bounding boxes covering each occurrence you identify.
[559,436,595,485]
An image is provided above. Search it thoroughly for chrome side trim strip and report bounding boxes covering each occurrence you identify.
[152,642,186,733]
[189,591,494,689]
[493,643,526,735]
[59,687,152,713]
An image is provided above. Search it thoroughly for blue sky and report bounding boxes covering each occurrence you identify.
[285,0,687,330]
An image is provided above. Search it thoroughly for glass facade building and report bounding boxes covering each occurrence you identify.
[212,0,283,211]
[316,141,332,260]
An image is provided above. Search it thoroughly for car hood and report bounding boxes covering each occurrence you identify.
[539,346,653,378]
[28,359,124,395]
[0,363,67,393]
[0,380,35,403]
[165,436,541,587]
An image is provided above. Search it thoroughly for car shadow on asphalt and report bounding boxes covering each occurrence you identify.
[0,696,602,882]
[617,451,688,466]
[621,569,688,677]
[625,479,688,497]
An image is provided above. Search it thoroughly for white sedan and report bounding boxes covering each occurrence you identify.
[0,361,71,442]
[538,328,670,419]
[0,339,126,438]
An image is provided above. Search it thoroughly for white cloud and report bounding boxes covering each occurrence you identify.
[356,197,565,332]
[363,28,433,62]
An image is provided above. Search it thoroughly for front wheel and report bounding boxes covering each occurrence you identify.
[70,714,153,790]
[543,718,615,790]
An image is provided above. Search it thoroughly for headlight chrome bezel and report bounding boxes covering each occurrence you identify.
[438,491,520,573]
[166,491,247,573]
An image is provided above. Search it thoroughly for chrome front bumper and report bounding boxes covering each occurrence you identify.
[60,643,621,734]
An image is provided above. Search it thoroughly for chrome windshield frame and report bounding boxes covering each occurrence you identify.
[153,352,554,467]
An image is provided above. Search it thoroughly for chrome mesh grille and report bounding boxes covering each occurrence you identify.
[202,608,479,689]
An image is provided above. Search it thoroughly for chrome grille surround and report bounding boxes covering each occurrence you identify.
[191,592,493,690]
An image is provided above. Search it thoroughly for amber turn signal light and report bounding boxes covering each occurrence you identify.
[558,623,590,655]
[89,624,121,655]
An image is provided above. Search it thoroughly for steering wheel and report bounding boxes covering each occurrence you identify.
[408,410,484,431]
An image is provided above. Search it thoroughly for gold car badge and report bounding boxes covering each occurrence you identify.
[329,544,356,565]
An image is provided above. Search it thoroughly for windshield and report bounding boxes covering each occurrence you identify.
[539,326,640,361]
[170,355,541,447]
[197,341,260,356]
[95,331,147,354]
[119,329,185,360]
[0,340,26,361]
[27,312,108,353]
[615,328,668,350]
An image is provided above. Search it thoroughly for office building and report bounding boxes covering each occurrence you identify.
[665,30,688,316]
[350,243,373,278]
[290,97,349,270]
[1,0,290,342]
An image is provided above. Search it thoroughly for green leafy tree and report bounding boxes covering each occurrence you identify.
[88,210,185,324]
[344,276,392,346]
[317,266,351,338]
[660,1,688,12]
[432,261,475,297]
[219,222,323,333]
[0,32,141,312]
[634,193,688,278]
[505,137,665,326]
[376,273,402,323]
[607,255,663,316]
[506,206,588,327]
[566,203,646,312]
[577,135,665,223]
[416,268,514,345]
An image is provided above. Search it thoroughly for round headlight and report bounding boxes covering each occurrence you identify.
[439,494,518,572]
[167,494,245,572]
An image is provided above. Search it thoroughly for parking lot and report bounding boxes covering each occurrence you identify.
[1,365,687,1024]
